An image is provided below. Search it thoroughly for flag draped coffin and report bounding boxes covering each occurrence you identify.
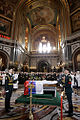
[24,81,43,95]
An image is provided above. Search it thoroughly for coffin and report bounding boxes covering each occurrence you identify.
[15,80,60,106]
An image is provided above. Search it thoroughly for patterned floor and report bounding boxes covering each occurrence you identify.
[0,85,80,120]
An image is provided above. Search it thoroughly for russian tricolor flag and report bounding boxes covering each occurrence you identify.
[24,81,43,95]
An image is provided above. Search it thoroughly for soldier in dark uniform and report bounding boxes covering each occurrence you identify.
[5,69,13,112]
[64,68,73,117]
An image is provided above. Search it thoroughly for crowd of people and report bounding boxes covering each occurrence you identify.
[0,70,80,88]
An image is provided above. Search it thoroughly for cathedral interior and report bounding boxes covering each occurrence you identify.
[0,0,80,72]
[0,0,80,120]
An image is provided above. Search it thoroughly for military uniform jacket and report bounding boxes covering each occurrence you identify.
[5,73,13,91]
[65,74,72,94]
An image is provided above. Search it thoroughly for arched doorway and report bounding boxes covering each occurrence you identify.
[37,60,51,72]
[0,51,9,71]
[73,50,80,71]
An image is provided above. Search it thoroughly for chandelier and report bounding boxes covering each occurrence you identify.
[38,36,51,53]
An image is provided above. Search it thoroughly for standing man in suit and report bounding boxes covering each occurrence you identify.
[5,69,14,112]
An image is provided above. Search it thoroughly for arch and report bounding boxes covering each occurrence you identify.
[72,47,80,71]
[37,60,51,72]
[0,50,10,70]
[31,25,57,51]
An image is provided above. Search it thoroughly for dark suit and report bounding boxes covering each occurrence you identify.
[5,73,13,111]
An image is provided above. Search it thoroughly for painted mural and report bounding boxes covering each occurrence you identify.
[0,0,14,19]
[27,6,57,28]
[71,11,80,32]
[0,16,12,37]
[68,0,80,13]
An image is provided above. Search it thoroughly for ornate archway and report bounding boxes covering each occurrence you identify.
[37,60,51,72]
[0,50,9,71]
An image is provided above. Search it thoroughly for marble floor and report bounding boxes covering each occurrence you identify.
[0,85,80,120]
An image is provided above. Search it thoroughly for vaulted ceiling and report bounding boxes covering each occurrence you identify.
[0,0,80,20]
[0,0,80,49]
[1,0,79,29]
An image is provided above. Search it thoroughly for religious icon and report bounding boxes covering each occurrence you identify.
[0,16,12,37]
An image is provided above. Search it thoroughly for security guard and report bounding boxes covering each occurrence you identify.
[64,68,73,117]
[5,69,13,112]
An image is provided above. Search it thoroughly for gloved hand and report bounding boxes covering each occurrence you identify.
[6,90,9,93]
[60,84,63,87]
[61,91,65,96]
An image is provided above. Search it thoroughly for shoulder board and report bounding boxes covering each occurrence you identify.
[5,75,10,80]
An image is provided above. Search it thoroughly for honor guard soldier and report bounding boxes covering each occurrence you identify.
[5,69,14,112]
[64,68,73,117]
